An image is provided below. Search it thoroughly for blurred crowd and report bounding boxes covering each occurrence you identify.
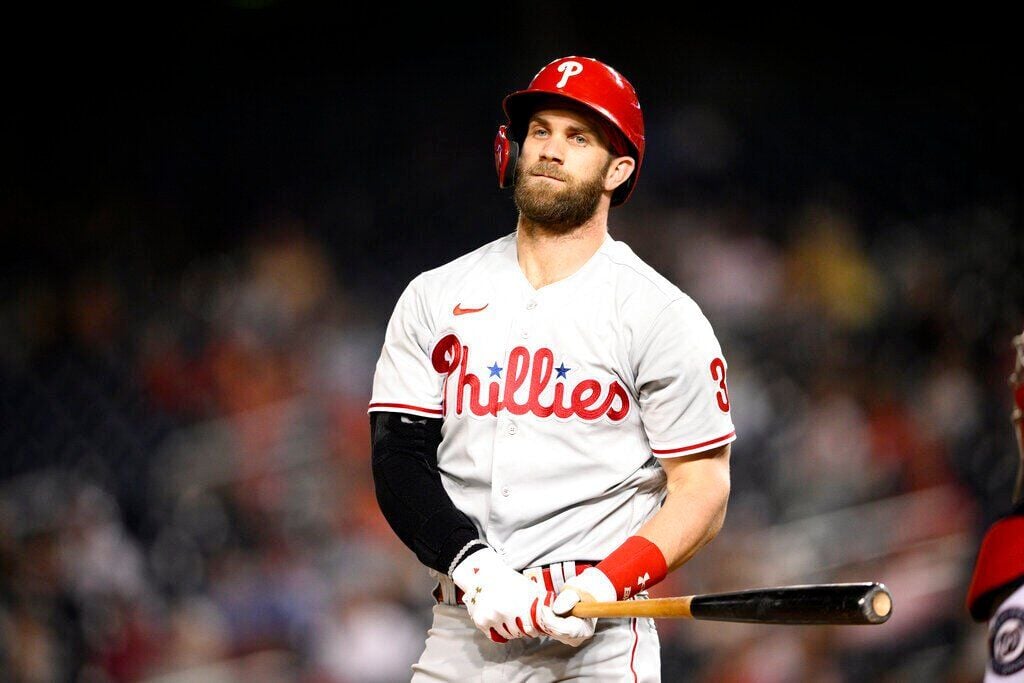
[3,188,1019,682]
[3,102,1021,682]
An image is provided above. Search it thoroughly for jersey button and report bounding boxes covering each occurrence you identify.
[520,329,529,339]
[506,422,518,436]
[501,486,511,497]
[526,300,537,310]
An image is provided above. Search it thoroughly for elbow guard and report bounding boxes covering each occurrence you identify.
[370,411,481,574]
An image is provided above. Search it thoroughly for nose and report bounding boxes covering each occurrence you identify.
[538,135,565,164]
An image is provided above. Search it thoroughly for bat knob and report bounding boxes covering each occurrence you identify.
[864,583,893,624]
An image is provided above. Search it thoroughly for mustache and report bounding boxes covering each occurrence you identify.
[526,163,569,182]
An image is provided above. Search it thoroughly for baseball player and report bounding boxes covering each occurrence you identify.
[368,56,736,681]
[966,326,1024,681]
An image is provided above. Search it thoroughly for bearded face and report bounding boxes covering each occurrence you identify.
[512,155,612,233]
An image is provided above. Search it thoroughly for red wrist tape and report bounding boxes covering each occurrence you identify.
[596,535,668,600]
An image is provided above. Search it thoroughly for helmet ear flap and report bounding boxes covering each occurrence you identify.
[494,124,519,189]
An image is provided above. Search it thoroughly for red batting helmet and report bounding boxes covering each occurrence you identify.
[494,55,645,206]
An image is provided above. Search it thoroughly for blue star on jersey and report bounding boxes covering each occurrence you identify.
[556,363,571,379]
[488,362,503,378]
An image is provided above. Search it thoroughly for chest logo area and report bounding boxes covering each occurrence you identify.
[453,303,489,316]
[430,333,630,422]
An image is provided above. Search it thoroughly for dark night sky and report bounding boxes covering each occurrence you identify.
[5,7,1020,301]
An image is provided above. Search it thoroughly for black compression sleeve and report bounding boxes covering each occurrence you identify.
[370,411,482,574]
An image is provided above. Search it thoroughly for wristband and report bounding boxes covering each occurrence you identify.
[447,539,491,577]
[596,535,668,600]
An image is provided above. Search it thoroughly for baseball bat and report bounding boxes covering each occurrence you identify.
[570,582,892,625]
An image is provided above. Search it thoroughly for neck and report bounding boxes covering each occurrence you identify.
[516,214,608,290]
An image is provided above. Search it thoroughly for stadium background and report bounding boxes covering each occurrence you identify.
[3,7,1021,681]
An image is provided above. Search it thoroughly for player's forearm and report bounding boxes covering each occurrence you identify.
[556,451,730,606]
[636,450,731,573]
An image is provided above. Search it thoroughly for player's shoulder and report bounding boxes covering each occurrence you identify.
[413,232,516,287]
[597,235,716,334]
[598,235,689,303]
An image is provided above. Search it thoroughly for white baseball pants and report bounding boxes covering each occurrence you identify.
[411,602,661,682]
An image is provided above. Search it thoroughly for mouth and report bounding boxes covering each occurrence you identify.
[527,163,568,183]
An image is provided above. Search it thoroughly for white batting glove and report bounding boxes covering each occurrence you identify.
[537,567,617,647]
[451,547,547,643]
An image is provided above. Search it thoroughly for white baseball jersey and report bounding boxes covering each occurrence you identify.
[369,231,736,572]
[987,583,1024,681]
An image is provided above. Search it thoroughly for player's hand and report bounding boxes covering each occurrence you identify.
[538,567,617,647]
[535,591,595,647]
[451,547,547,643]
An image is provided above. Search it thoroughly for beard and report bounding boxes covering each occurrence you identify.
[512,158,610,234]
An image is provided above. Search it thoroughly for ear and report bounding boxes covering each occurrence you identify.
[604,156,636,194]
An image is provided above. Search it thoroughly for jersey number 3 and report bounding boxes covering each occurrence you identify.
[709,358,730,412]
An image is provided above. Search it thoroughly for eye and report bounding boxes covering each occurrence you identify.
[570,134,588,145]
[531,127,549,139]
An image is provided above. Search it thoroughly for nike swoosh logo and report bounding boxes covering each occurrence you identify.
[453,303,489,316]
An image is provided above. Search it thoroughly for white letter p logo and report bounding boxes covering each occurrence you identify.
[555,61,584,88]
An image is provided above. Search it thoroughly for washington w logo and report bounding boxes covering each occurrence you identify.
[991,608,1024,675]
